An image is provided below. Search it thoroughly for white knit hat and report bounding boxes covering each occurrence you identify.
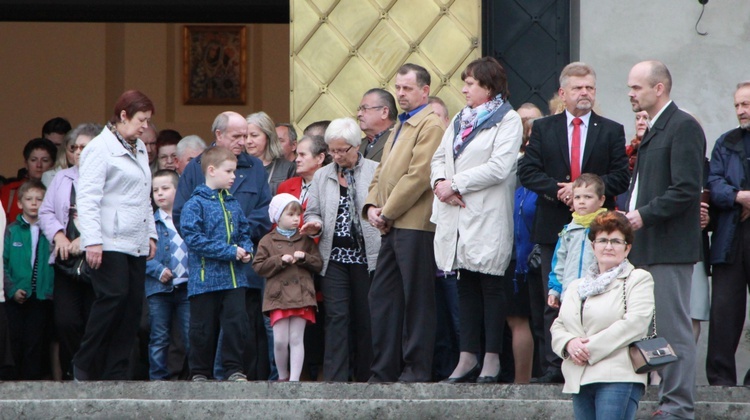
[269,193,301,224]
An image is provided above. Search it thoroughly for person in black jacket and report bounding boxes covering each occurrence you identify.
[518,62,629,383]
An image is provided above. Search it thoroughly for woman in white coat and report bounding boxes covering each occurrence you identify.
[73,90,158,380]
[551,211,654,419]
[432,57,522,383]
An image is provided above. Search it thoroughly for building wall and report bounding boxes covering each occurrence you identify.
[0,22,289,179]
[579,0,749,150]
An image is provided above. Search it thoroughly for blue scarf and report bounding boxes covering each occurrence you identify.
[276,227,297,238]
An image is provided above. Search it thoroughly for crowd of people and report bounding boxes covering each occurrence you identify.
[0,57,748,420]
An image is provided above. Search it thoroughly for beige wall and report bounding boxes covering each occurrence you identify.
[0,22,289,179]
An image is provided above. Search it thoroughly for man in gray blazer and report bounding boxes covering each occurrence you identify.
[625,60,706,420]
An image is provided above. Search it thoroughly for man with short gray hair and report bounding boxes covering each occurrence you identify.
[357,88,396,162]
[275,123,298,162]
[706,80,750,387]
[175,135,207,175]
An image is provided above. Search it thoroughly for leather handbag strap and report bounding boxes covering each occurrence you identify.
[622,277,657,339]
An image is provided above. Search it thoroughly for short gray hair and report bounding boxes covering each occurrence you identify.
[176,135,207,158]
[737,81,750,91]
[559,62,596,88]
[324,118,362,147]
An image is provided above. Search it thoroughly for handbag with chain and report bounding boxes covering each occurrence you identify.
[622,276,678,373]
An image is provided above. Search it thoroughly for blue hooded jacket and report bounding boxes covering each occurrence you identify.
[180,184,254,297]
[173,149,271,289]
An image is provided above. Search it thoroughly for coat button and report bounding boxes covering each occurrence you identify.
[565,175,571,181]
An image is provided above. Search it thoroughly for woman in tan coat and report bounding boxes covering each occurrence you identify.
[551,211,654,419]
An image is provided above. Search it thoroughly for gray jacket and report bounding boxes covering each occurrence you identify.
[304,157,381,275]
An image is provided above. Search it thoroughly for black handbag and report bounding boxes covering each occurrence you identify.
[54,254,92,284]
[621,278,678,373]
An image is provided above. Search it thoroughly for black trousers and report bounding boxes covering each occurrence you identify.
[5,297,53,379]
[525,265,546,377]
[369,228,436,382]
[243,288,269,380]
[53,267,94,380]
[189,288,248,378]
[73,251,145,380]
[539,244,562,373]
[322,260,372,382]
[707,220,750,385]
[457,270,507,353]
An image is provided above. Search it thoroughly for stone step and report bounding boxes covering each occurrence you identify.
[0,382,747,419]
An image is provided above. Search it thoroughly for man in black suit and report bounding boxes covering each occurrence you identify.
[357,88,396,163]
[625,60,705,420]
[518,62,630,383]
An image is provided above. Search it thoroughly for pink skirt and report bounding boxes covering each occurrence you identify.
[269,306,316,327]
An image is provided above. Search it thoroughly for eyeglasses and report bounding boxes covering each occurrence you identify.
[357,105,384,112]
[159,154,177,162]
[593,238,628,247]
[329,145,353,155]
[69,145,86,152]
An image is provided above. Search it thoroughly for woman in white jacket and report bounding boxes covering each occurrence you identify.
[432,57,522,383]
[551,211,654,419]
[73,90,158,380]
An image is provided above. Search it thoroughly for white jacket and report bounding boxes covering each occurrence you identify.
[78,127,157,256]
[430,108,522,276]
[551,263,654,394]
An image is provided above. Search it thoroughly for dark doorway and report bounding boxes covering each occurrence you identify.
[483,0,570,114]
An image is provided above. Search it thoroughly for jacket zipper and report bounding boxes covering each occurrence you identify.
[219,191,237,288]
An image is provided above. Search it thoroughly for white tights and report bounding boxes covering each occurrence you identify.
[272,316,307,381]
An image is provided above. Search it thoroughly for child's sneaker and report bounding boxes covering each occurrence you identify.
[192,374,208,382]
[227,372,247,382]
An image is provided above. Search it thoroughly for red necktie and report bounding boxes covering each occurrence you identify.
[571,117,583,180]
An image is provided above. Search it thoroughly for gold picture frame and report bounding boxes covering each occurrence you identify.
[183,25,247,105]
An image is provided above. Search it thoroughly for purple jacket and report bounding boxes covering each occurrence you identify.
[38,166,78,264]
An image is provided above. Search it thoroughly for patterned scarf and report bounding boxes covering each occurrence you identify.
[107,121,138,156]
[578,258,630,300]
[453,94,505,157]
[341,159,365,251]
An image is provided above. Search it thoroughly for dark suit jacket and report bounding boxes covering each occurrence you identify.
[358,127,392,163]
[625,102,706,265]
[518,111,629,244]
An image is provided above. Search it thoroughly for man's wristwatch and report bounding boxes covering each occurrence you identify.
[450,178,459,194]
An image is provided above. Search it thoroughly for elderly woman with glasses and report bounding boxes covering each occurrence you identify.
[301,118,381,382]
[551,211,654,420]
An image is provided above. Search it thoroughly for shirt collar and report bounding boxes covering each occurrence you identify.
[158,208,172,221]
[565,110,592,127]
[398,104,428,124]
[649,100,673,128]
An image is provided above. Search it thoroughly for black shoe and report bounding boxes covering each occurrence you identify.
[531,369,564,384]
[476,373,501,384]
[73,365,90,382]
[441,363,481,384]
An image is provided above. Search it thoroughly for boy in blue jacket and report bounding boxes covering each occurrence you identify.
[547,174,606,308]
[180,147,254,382]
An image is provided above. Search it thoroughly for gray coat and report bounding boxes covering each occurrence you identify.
[304,157,381,275]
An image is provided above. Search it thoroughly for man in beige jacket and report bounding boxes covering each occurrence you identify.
[363,63,445,382]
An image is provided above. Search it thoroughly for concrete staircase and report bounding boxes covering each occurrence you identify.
[0,382,748,419]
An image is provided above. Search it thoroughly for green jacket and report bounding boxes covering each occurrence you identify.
[4,215,54,300]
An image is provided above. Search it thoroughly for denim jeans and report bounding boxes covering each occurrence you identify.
[572,382,644,420]
[147,287,190,380]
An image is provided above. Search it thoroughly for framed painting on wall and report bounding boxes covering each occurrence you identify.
[183,25,247,105]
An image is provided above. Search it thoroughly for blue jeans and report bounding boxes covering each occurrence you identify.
[147,287,190,380]
[572,382,644,420]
